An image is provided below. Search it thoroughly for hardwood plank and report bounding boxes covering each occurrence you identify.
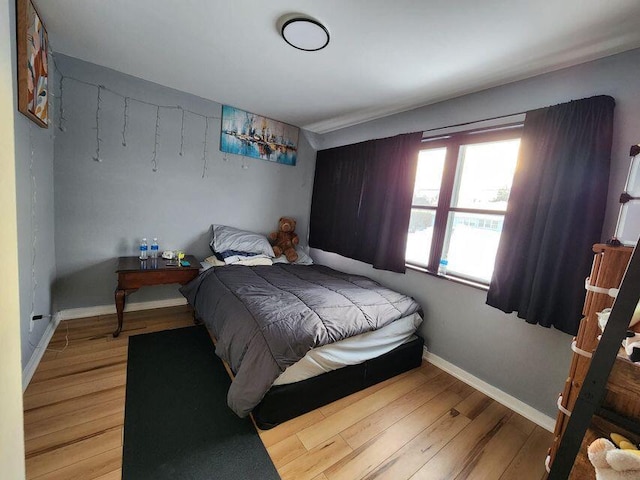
[50,323,125,343]
[41,337,129,362]
[454,412,535,480]
[311,474,329,480]
[268,434,308,470]
[362,407,472,480]
[341,372,456,449]
[24,387,125,425]
[35,345,128,374]
[45,313,191,353]
[25,363,126,397]
[93,468,122,480]
[48,321,142,344]
[455,390,494,420]
[26,428,122,478]
[259,409,326,448]
[26,412,123,456]
[120,319,193,336]
[325,388,469,480]
[319,370,413,418]
[298,370,429,450]
[23,373,126,411]
[25,396,123,442]
[32,446,122,480]
[52,306,190,334]
[57,316,110,329]
[97,305,191,323]
[418,363,445,379]
[409,401,512,480]
[47,318,190,348]
[444,379,478,401]
[500,426,553,480]
[279,435,352,480]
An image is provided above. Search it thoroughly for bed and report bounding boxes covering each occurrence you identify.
[179,225,424,429]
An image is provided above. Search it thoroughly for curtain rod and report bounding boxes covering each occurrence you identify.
[421,110,528,134]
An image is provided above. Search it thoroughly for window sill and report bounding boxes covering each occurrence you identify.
[405,264,489,292]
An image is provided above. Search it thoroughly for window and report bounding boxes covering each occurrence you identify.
[406,125,522,284]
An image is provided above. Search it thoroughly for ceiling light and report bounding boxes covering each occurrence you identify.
[281,17,329,52]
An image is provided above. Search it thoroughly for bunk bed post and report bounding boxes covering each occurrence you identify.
[549,244,640,479]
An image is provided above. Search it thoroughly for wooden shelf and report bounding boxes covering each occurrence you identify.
[569,415,640,479]
[602,354,640,422]
[608,347,640,398]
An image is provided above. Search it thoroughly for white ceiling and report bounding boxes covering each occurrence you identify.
[36,0,640,134]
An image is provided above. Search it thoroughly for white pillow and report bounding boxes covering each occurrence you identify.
[272,249,314,265]
[210,225,275,257]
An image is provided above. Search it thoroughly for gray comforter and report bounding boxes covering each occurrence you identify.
[180,264,421,417]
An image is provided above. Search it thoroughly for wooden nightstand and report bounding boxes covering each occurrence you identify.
[114,255,200,337]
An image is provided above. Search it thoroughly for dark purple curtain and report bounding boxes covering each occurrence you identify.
[309,132,422,273]
[487,95,615,335]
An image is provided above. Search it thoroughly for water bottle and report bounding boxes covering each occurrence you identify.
[139,238,148,260]
[150,238,159,259]
[438,256,448,276]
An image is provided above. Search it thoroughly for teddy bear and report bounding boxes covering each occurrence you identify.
[268,217,299,263]
[588,436,640,480]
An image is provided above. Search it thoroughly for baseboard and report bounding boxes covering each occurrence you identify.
[423,347,555,432]
[22,297,188,391]
[56,297,188,321]
[22,314,61,392]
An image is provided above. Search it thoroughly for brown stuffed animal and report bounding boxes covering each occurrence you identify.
[268,217,299,263]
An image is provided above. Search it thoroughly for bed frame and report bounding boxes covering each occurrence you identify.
[252,335,424,430]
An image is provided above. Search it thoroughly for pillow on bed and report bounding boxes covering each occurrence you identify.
[272,249,314,265]
[210,224,275,257]
[204,255,273,267]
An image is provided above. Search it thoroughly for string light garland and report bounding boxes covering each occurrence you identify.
[27,108,69,354]
[60,75,221,168]
[151,106,160,172]
[48,53,247,174]
[92,85,103,162]
[202,116,209,178]
[26,51,63,354]
[180,107,185,156]
[58,76,67,132]
[122,97,129,146]
[23,53,73,355]
[60,74,220,124]
[28,122,38,323]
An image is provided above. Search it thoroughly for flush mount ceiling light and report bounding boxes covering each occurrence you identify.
[281,17,329,52]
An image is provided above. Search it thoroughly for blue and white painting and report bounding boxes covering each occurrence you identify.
[220,105,298,166]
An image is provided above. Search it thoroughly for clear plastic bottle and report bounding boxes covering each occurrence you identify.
[438,256,448,276]
[150,238,159,259]
[139,238,148,260]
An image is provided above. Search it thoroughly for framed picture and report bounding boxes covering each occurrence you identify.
[220,105,298,166]
[16,0,49,128]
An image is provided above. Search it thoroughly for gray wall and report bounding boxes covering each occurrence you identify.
[10,0,57,370]
[53,55,317,310]
[312,48,640,418]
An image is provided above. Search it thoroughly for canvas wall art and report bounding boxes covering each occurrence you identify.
[220,105,298,166]
[17,0,49,128]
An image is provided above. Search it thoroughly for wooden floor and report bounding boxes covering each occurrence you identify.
[23,306,551,480]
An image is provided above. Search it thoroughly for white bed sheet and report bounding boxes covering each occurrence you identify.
[273,312,423,386]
